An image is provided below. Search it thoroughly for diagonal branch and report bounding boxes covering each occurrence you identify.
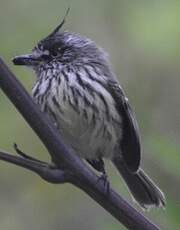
[0,58,160,230]
[13,143,47,164]
[0,149,71,183]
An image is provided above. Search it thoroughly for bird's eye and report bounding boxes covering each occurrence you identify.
[51,50,58,57]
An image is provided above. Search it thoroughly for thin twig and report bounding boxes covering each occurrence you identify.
[0,58,160,230]
[14,143,47,165]
[0,149,70,183]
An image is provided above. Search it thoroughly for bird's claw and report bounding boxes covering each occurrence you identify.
[97,172,110,196]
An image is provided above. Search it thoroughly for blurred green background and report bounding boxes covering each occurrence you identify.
[0,0,180,229]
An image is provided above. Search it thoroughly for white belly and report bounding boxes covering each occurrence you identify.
[50,103,117,159]
[32,68,122,160]
[45,90,121,160]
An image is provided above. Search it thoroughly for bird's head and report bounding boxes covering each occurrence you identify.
[12,10,108,75]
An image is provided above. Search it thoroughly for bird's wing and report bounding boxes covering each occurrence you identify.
[108,81,141,173]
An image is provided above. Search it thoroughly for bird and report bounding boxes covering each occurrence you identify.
[12,10,165,210]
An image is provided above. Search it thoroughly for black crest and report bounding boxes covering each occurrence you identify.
[48,7,70,37]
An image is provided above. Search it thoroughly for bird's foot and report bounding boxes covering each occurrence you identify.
[97,172,110,196]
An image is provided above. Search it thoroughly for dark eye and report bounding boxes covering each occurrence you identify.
[51,50,58,57]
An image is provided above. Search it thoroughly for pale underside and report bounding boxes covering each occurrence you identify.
[32,64,122,159]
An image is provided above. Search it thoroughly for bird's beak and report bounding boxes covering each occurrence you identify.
[12,54,41,66]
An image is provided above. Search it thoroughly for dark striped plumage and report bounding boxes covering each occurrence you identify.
[13,19,165,209]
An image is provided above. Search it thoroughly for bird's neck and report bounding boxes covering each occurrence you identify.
[35,61,66,78]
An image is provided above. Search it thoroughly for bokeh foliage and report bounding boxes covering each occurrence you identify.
[0,0,180,229]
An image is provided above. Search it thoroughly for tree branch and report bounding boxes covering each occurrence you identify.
[0,149,71,183]
[0,58,160,230]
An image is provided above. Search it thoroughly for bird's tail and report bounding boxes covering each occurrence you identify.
[112,158,166,209]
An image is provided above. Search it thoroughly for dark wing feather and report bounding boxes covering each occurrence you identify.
[108,81,141,173]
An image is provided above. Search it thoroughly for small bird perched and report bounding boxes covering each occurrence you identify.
[13,10,165,209]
